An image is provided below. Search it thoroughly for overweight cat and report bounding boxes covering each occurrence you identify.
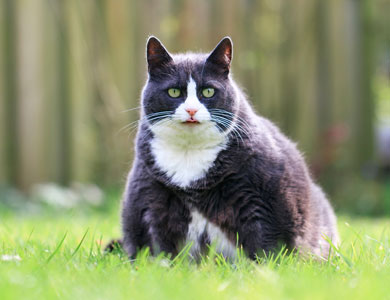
[120,36,338,260]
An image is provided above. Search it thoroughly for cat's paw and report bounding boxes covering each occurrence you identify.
[104,239,124,254]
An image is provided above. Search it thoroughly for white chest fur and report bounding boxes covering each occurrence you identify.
[150,122,226,188]
[186,210,236,258]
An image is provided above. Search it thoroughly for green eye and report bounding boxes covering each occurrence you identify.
[168,88,181,98]
[202,87,215,98]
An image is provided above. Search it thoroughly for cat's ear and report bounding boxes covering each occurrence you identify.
[206,37,233,76]
[146,36,173,73]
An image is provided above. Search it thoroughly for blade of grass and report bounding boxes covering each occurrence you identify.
[88,229,96,259]
[26,227,35,244]
[170,242,193,266]
[69,228,89,259]
[324,235,353,268]
[46,232,67,263]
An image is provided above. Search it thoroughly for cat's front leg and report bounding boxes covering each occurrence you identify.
[147,191,190,258]
[121,172,155,258]
[121,161,176,258]
[122,170,190,258]
[237,200,278,260]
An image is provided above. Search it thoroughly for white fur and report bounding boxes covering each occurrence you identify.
[174,78,210,123]
[186,210,208,254]
[150,77,227,188]
[186,210,236,258]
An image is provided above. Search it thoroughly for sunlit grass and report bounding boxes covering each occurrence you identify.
[1,201,390,300]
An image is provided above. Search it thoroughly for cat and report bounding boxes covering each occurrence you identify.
[117,36,339,260]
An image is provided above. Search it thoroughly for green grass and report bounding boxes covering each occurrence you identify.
[1,197,390,300]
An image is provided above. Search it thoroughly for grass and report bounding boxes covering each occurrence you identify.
[1,193,390,300]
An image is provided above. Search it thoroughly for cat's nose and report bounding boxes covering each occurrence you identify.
[185,108,198,117]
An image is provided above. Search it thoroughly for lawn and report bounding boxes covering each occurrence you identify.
[1,191,390,300]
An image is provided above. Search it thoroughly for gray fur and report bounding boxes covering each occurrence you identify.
[120,37,338,260]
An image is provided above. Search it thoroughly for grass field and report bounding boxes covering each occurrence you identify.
[1,191,390,300]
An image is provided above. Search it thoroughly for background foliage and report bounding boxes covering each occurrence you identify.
[1,0,390,214]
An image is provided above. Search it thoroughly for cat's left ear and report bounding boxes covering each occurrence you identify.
[206,37,233,76]
[146,36,173,74]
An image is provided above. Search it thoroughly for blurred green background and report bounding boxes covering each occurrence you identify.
[0,0,390,215]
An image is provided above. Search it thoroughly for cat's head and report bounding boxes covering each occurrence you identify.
[141,36,241,146]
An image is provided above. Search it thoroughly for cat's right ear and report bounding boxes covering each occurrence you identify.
[205,37,233,77]
[146,36,173,74]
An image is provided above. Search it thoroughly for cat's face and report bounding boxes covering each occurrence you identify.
[141,37,239,141]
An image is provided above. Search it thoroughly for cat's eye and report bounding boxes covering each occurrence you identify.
[202,88,215,98]
[168,88,181,98]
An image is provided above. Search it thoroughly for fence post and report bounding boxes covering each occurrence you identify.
[2,0,20,187]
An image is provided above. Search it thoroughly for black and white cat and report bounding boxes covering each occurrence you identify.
[119,36,338,260]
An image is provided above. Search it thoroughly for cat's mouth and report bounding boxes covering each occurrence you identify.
[184,117,200,124]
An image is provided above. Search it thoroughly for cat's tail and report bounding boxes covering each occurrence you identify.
[104,239,124,253]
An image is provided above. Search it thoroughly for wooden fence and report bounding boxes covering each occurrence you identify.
[0,0,387,191]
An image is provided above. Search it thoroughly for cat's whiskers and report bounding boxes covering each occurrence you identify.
[121,106,142,113]
[117,119,142,136]
[209,109,252,131]
[209,109,252,145]
[210,120,238,144]
[211,114,252,138]
[147,109,250,147]
[212,116,245,146]
[148,113,226,151]
[119,108,250,149]
[117,111,174,138]
[141,118,173,142]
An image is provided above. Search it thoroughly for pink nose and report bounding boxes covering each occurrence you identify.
[185,108,198,117]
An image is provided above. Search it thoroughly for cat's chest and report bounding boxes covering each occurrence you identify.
[150,137,226,188]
